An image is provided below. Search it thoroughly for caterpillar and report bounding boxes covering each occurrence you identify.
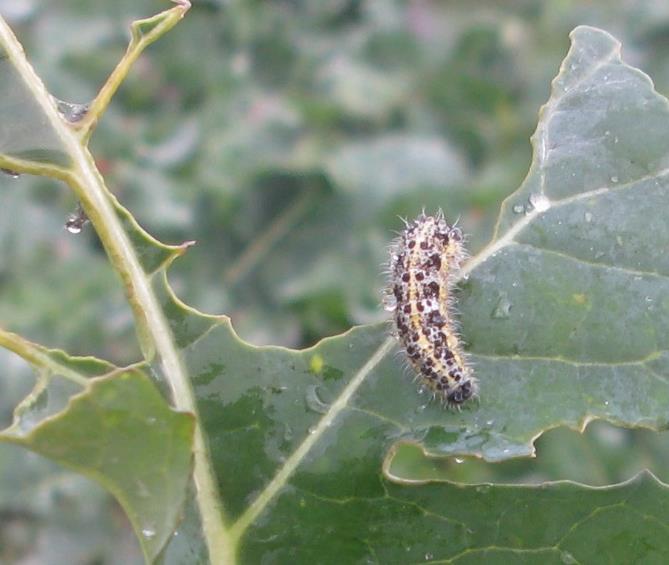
[386,211,477,407]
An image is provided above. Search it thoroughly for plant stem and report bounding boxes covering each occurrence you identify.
[77,2,191,142]
[0,8,233,563]
[0,330,89,387]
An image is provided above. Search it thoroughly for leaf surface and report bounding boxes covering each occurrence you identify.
[3,10,669,563]
[0,336,194,562]
[0,46,70,168]
[160,26,669,561]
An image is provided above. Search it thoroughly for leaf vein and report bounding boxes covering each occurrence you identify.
[512,241,669,281]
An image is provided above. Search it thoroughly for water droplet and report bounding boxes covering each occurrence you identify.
[305,385,331,414]
[512,204,525,214]
[1,168,20,178]
[65,204,89,234]
[56,99,89,123]
[416,403,428,413]
[528,193,550,213]
[610,175,619,183]
[383,293,397,312]
[142,528,156,539]
[584,212,593,223]
[491,294,512,319]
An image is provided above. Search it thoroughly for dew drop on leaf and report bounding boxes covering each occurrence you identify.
[55,99,89,123]
[305,385,330,414]
[529,193,551,212]
[491,294,512,319]
[65,222,83,234]
[65,204,89,234]
[1,168,20,178]
[382,292,397,312]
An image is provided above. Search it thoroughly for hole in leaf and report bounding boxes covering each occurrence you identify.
[387,421,669,486]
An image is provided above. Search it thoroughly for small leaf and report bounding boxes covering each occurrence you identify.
[0,335,194,563]
[129,2,191,46]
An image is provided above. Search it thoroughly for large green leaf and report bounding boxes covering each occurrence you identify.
[162,25,669,561]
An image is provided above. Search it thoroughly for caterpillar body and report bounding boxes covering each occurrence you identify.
[387,211,477,407]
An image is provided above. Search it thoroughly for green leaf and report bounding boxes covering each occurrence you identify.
[4,7,669,563]
[0,44,70,168]
[0,334,194,563]
[240,470,667,563]
[451,24,669,458]
[158,25,669,561]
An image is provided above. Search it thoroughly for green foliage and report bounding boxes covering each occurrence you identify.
[0,336,194,562]
[2,1,669,564]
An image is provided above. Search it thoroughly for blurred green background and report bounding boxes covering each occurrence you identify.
[2,0,669,562]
